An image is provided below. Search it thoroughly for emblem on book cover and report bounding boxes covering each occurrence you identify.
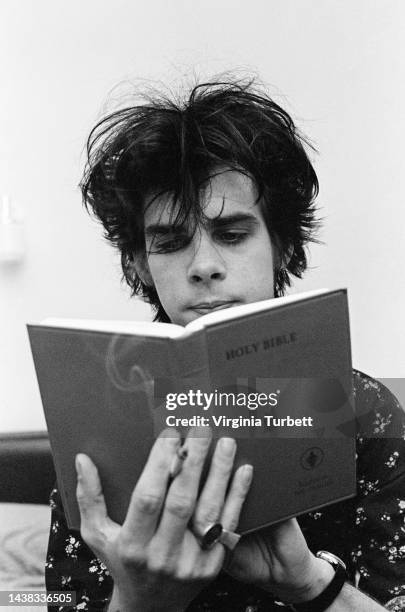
[300,447,324,470]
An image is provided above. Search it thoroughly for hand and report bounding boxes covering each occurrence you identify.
[227,519,334,604]
[75,428,253,612]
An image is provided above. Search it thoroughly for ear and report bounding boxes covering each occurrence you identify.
[133,254,154,288]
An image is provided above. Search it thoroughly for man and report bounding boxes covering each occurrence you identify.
[46,79,405,611]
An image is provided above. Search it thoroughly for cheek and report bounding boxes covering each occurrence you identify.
[147,258,172,285]
[148,261,180,304]
[244,271,275,300]
[243,241,274,276]
[237,248,274,298]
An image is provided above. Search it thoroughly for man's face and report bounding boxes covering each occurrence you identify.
[143,170,276,326]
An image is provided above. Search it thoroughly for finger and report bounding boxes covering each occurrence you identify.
[220,464,253,533]
[76,453,115,550]
[76,453,108,525]
[122,428,181,544]
[192,437,236,535]
[153,427,212,552]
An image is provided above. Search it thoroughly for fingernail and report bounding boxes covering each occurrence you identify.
[219,437,236,455]
[169,456,181,479]
[75,454,84,476]
[242,464,253,483]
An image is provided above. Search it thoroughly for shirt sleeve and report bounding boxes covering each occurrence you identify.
[351,371,405,609]
[45,486,113,611]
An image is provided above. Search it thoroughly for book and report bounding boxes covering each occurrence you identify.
[27,288,356,534]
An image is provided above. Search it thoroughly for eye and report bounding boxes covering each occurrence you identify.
[152,235,190,253]
[217,230,248,244]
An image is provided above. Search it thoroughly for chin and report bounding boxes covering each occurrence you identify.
[170,312,194,326]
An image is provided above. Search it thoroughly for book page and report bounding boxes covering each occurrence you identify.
[38,318,185,338]
[185,288,333,333]
[37,289,335,339]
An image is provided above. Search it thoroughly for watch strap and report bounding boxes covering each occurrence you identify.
[290,563,347,612]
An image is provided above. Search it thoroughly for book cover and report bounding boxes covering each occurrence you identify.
[27,288,356,533]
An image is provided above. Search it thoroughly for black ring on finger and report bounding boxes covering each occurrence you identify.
[200,522,241,551]
[201,523,223,550]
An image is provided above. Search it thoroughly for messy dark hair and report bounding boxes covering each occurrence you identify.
[81,78,320,322]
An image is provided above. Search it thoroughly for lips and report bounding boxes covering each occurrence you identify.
[189,300,237,314]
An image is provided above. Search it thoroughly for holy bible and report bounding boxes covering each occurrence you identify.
[28,288,356,533]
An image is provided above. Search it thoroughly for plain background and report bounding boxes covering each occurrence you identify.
[0,0,404,432]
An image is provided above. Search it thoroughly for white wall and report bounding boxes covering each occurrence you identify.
[0,0,404,432]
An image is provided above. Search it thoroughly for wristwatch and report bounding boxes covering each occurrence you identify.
[288,551,348,612]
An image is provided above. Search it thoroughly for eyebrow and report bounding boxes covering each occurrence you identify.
[144,212,260,238]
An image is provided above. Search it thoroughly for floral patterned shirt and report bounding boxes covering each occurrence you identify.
[45,370,405,611]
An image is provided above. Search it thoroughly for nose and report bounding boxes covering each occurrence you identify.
[187,230,226,284]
